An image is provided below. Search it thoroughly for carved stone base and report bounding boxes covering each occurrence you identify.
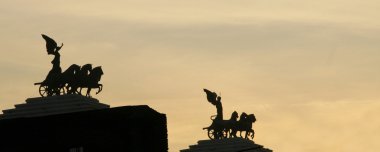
[180,138,272,152]
[0,94,109,119]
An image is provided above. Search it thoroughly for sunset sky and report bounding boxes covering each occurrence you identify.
[1,0,380,151]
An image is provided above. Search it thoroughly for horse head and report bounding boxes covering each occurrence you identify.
[80,64,92,73]
[89,66,103,83]
[68,64,80,73]
[230,111,239,121]
[92,66,103,75]
[247,114,256,123]
[239,112,248,122]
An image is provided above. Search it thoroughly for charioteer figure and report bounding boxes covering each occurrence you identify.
[41,34,64,96]
[204,89,223,121]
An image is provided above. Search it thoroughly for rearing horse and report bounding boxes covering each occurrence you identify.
[83,66,103,97]
[230,112,256,139]
[62,64,81,94]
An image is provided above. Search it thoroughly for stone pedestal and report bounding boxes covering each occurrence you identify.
[0,94,109,119]
[181,138,272,152]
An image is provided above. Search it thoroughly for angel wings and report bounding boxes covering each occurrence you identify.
[41,34,63,54]
[203,88,221,105]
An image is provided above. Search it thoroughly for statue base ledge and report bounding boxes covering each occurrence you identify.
[181,138,272,152]
[0,94,109,120]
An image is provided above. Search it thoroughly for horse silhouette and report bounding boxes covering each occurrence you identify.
[230,112,256,139]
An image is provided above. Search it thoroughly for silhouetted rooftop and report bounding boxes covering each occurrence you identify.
[0,104,168,152]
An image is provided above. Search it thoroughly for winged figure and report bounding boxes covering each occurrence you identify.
[204,88,223,119]
[204,88,219,105]
[41,34,63,54]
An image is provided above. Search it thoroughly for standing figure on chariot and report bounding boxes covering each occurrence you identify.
[204,89,223,121]
[203,88,226,139]
[42,34,64,95]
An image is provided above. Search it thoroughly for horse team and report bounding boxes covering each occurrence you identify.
[35,63,103,97]
[204,111,256,140]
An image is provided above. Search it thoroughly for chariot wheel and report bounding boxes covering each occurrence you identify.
[38,85,49,97]
[207,129,215,140]
[208,129,227,139]
[39,85,66,97]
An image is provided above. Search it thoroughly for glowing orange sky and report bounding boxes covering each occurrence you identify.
[1,1,380,151]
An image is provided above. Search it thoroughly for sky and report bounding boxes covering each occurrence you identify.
[1,0,380,151]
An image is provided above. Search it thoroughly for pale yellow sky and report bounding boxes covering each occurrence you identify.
[1,0,380,151]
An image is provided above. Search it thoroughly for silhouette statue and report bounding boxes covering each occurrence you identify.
[42,34,63,85]
[204,89,223,120]
[77,65,104,97]
[34,34,103,97]
[202,89,256,140]
[230,112,256,139]
[63,64,81,94]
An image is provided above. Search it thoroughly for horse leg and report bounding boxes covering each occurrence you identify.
[245,130,249,139]
[55,87,61,95]
[251,129,255,139]
[69,86,75,94]
[87,88,92,97]
[225,129,230,138]
[47,87,53,96]
[66,85,71,94]
[78,87,83,95]
[75,86,81,95]
[213,130,219,139]
[231,129,237,138]
[67,83,75,94]
[96,84,103,94]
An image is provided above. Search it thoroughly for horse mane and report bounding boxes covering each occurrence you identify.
[230,111,238,121]
[81,64,92,71]
[248,114,256,123]
[92,66,103,75]
[63,64,80,75]
[240,112,247,121]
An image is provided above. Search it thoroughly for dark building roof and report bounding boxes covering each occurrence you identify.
[0,105,168,152]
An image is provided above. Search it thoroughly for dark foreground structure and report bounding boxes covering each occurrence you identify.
[0,96,167,152]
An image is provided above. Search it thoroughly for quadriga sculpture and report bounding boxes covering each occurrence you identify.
[202,89,256,140]
[34,34,103,97]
